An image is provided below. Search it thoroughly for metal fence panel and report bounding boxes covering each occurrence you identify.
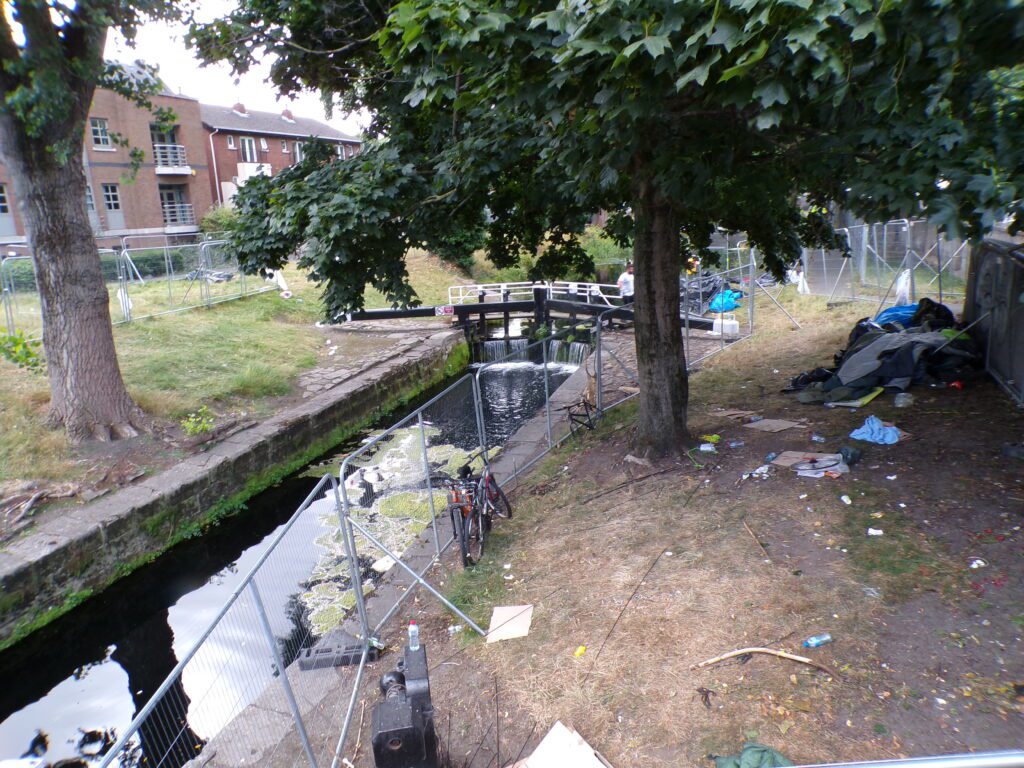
[800,219,970,308]
[100,475,353,768]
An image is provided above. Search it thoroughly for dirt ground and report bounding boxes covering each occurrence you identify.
[341,295,1023,767]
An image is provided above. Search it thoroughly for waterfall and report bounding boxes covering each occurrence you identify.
[564,341,589,366]
[482,340,508,362]
[547,339,562,363]
[480,338,530,362]
[546,339,589,366]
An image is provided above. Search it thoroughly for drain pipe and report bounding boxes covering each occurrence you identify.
[208,127,223,206]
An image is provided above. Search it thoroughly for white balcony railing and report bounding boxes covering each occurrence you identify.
[153,144,189,169]
[162,202,195,227]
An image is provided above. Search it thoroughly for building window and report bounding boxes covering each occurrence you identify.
[335,144,344,158]
[102,183,121,211]
[281,140,289,153]
[293,141,304,162]
[226,135,236,149]
[90,117,111,147]
[259,137,269,151]
[85,185,95,213]
[0,184,9,214]
[240,136,258,163]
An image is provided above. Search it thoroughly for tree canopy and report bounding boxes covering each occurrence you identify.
[196,0,1024,451]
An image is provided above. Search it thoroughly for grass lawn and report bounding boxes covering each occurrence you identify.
[0,251,469,486]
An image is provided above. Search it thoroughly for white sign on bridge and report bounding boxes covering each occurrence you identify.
[434,305,455,316]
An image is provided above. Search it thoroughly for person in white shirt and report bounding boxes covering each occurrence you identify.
[617,262,634,304]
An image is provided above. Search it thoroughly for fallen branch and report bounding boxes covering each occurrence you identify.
[742,519,771,561]
[691,647,838,677]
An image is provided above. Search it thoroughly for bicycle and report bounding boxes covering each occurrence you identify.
[430,460,513,568]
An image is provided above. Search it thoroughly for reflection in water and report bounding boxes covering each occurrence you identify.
[0,359,579,764]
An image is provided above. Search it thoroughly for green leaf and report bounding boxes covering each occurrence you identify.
[718,40,768,82]
[642,35,671,59]
[754,80,789,107]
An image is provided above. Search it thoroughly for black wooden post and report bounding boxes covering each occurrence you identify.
[478,289,487,338]
[533,284,547,330]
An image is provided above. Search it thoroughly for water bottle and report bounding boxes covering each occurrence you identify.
[408,620,420,651]
[894,392,914,408]
[810,433,826,443]
[802,633,832,648]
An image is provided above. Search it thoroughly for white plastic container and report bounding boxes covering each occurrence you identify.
[709,314,739,336]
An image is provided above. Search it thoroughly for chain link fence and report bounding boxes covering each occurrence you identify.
[2,240,275,339]
[801,219,969,308]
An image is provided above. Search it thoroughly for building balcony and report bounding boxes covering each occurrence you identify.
[162,202,196,228]
[153,144,192,175]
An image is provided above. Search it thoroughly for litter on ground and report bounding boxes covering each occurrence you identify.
[743,418,804,433]
[486,604,534,643]
[514,720,614,768]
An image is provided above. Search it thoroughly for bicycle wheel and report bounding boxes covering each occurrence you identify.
[459,507,486,567]
[484,475,513,520]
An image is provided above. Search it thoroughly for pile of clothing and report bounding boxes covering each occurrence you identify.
[786,298,981,405]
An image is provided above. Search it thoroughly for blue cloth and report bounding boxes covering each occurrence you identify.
[875,303,919,326]
[709,289,741,313]
[850,415,900,445]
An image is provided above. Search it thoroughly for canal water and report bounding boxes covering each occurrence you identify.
[0,356,579,765]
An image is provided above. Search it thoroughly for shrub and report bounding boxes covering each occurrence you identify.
[0,330,44,373]
[180,405,214,436]
[200,205,239,234]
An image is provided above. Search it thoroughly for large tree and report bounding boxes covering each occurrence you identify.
[0,2,178,441]
[196,0,1024,455]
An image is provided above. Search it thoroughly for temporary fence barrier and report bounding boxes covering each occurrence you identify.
[801,219,969,308]
[2,240,276,338]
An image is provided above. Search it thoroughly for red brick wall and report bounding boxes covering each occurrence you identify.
[204,128,361,206]
[0,89,214,242]
[86,90,213,234]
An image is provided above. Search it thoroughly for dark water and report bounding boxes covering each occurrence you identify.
[0,360,578,765]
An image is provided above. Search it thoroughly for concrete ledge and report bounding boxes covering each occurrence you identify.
[0,330,466,648]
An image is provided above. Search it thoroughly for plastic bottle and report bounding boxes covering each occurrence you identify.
[802,633,833,648]
[408,620,420,651]
[728,440,745,448]
[810,433,826,443]
[894,392,914,408]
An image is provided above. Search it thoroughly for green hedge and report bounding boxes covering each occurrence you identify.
[2,248,205,291]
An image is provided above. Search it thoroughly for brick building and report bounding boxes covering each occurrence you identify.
[0,75,214,246]
[200,103,361,206]
[0,70,362,247]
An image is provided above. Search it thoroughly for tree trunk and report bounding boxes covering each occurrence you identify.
[0,123,145,442]
[631,181,690,455]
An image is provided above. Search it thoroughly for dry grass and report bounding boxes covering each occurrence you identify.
[435,434,898,766]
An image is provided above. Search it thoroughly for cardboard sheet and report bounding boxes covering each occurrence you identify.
[742,418,803,433]
[486,604,534,643]
[770,451,836,468]
[515,721,614,768]
[716,409,758,421]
